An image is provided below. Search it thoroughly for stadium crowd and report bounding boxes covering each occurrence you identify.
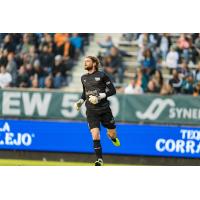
[97,33,200,96]
[0,33,90,89]
[1,33,200,96]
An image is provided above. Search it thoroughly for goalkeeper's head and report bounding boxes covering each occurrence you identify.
[84,56,100,71]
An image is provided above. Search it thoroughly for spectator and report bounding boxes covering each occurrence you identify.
[124,79,144,94]
[193,83,200,96]
[32,59,47,88]
[187,36,199,64]
[63,36,75,59]
[177,34,190,61]
[134,68,149,92]
[52,55,67,88]
[54,33,67,54]
[194,33,200,49]
[157,33,171,60]
[40,33,56,54]
[20,34,32,54]
[26,63,35,78]
[137,33,149,62]
[97,35,113,50]
[16,65,29,88]
[79,33,91,46]
[177,34,189,50]
[160,83,173,95]
[146,80,160,93]
[0,49,8,66]
[169,69,183,94]
[102,55,114,78]
[122,33,136,42]
[10,33,22,51]
[181,74,196,94]
[194,61,200,81]
[0,65,12,88]
[177,59,190,77]
[29,33,41,48]
[141,48,156,75]
[124,79,135,94]
[39,44,54,73]
[70,33,83,59]
[137,33,157,50]
[155,56,163,70]
[1,34,15,53]
[54,33,75,59]
[27,45,38,65]
[151,69,163,91]
[31,76,39,88]
[103,47,126,83]
[6,52,17,86]
[166,45,179,73]
[44,76,54,89]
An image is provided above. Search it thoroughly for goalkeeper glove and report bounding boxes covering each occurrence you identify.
[89,93,106,105]
[74,99,84,111]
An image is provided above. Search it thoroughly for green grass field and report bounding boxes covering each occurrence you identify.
[0,159,129,166]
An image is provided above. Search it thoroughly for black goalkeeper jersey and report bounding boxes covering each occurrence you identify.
[81,70,116,110]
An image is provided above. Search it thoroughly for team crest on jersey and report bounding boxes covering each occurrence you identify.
[95,77,100,81]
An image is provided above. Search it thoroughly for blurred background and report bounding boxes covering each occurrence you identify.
[0,33,200,165]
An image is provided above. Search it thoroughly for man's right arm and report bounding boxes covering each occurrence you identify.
[74,77,85,111]
[81,78,86,101]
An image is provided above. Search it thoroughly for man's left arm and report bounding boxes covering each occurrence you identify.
[102,73,116,98]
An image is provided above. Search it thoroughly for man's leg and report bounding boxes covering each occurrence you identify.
[107,129,120,147]
[90,128,103,163]
[101,107,121,147]
[107,128,117,139]
[86,108,103,166]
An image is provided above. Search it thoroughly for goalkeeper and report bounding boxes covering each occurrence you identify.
[74,56,120,166]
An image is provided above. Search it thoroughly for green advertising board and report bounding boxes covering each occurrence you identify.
[1,89,200,125]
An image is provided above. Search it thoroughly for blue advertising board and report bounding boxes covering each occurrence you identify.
[0,119,200,158]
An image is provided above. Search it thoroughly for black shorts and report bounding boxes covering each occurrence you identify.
[86,107,116,130]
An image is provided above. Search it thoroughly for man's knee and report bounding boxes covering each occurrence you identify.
[91,128,100,140]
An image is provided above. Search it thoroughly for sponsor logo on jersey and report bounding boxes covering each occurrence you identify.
[106,81,111,85]
[86,90,99,96]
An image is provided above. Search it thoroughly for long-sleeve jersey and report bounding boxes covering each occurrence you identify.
[81,70,116,110]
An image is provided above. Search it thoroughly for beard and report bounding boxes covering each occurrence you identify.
[84,65,93,70]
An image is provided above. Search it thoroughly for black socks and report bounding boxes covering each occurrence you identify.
[93,140,103,160]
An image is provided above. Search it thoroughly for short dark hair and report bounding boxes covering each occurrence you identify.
[86,56,100,70]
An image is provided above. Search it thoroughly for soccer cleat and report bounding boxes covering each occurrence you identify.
[111,138,121,147]
[94,158,103,166]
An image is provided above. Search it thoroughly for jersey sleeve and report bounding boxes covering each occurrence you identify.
[81,77,86,101]
[102,73,116,97]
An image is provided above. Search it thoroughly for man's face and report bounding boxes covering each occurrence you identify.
[110,47,118,56]
[4,35,10,43]
[43,46,48,53]
[188,76,193,83]
[23,34,29,43]
[172,70,178,77]
[0,66,6,74]
[84,58,94,70]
